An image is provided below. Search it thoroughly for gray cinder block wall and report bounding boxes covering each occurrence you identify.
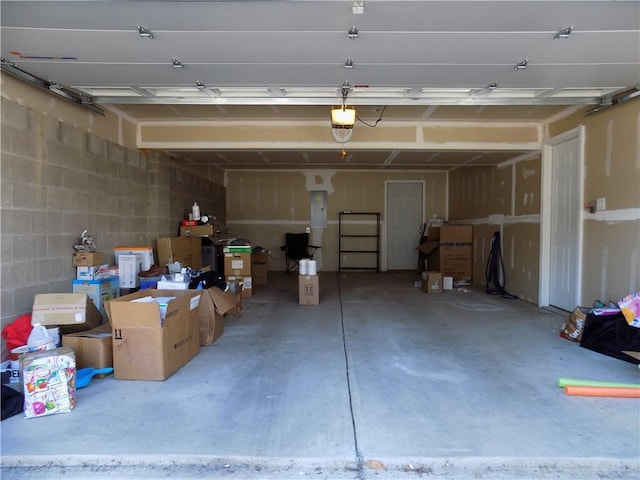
[0,98,225,348]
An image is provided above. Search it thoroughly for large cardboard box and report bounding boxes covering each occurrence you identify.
[157,236,202,269]
[224,252,252,276]
[299,275,319,305]
[105,290,201,381]
[72,276,119,319]
[252,252,268,285]
[198,287,239,346]
[62,324,113,371]
[31,293,103,334]
[439,226,473,281]
[72,251,104,267]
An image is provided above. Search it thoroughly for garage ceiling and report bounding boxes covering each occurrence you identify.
[2,0,639,170]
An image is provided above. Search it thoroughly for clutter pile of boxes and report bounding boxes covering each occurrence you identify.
[418,225,473,294]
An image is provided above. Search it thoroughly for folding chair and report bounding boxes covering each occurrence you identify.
[280,233,320,273]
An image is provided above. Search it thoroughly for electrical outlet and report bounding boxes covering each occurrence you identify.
[596,197,606,211]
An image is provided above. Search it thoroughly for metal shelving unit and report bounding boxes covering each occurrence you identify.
[338,212,380,272]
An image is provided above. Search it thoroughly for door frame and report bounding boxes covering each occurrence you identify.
[383,180,425,272]
[539,126,585,308]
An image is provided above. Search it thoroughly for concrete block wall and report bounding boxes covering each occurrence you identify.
[0,98,225,345]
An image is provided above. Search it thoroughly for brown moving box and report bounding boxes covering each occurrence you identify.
[157,236,202,269]
[299,275,319,305]
[419,225,472,282]
[62,323,113,371]
[31,293,103,334]
[72,251,104,267]
[105,290,201,381]
[224,252,252,276]
[198,287,239,346]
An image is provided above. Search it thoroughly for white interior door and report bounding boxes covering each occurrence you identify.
[549,135,582,311]
[386,182,423,270]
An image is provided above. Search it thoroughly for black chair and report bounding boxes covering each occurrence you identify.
[280,233,320,273]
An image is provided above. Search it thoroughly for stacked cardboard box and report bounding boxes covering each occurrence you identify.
[224,247,253,297]
[71,251,119,320]
[418,225,473,284]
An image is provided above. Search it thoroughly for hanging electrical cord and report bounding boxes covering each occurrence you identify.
[485,231,518,299]
[356,105,387,127]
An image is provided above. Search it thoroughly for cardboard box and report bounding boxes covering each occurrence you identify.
[440,245,472,282]
[299,275,319,305]
[440,225,473,244]
[117,254,140,288]
[157,236,202,269]
[105,290,201,381]
[224,252,252,276]
[76,264,110,280]
[31,293,103,334]
[180,225,215,237]
[72,251,104,267]
[226,275,253,298]
[114,246,154,271]
[22,347,76,418]
[198,287,239,346]
[423,271,443,294]
[72,276,119,320]
[252,252,268,285]
[62,324,112,371]
[440,225,473,281]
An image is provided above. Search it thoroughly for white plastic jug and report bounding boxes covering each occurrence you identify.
[27,324,56,352]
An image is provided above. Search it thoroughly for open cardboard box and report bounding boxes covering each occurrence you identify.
[105,290,202,381]
[199,287,240,346]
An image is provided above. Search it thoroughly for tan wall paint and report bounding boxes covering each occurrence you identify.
[0,73,137,151]
[447,156,541,302]
[139,120,540,150]
[423,124,539,144]
[449,165,514,219]
[225,169,447,272]
[582,220,640,303]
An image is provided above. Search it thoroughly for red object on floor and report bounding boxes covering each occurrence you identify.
[2,314,33,360]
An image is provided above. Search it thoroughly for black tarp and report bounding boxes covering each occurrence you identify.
[580,312,640,364]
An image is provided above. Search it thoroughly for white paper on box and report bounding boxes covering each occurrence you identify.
[189,295,201,310]
[231,259,244,269]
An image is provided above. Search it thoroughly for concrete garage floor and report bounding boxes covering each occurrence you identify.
[1,271,639,480]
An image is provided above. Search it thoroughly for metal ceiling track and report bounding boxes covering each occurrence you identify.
[89,94,601,107]
[0,59,105,116]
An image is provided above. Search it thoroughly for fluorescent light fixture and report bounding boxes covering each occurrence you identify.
[331,106,356,128]
[348,26,359,39]
[554,27,573,39]
[137,25,154,39]
[514,58,528,70]
[172,57,184,69]
[344,59,354,69]
[352,0,365,15]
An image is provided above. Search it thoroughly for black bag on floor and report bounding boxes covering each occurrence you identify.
[2,385,23,420]
[580,312,640,364]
